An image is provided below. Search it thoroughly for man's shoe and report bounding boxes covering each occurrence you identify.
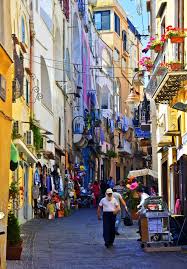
[136,230,140,234]
[105,243,110,248]
[115,231,120,235]
[137,238,141,241]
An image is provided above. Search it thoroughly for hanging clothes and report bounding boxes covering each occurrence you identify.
[34,169,41,185]
[46,175,52,193]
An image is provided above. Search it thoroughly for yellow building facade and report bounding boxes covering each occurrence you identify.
[0,0,13,267]
[10,0,37,224]
[147,0,187,214]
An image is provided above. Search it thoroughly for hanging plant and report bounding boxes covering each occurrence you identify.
[139,57,153,72]
[168,61,183,71]
[30,118,42,150]
[9,181,19,200]
[166,26,187,43]
[148,36,165,52]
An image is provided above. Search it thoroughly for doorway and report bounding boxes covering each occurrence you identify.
[116,166,120,183]
[162,161,168,205]
[23,163,29,220]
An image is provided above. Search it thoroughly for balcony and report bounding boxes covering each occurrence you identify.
[146,43,187,104]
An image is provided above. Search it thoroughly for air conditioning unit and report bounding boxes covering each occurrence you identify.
[25,130,34,146]
[13,121,24,137]
[164,107,180,136]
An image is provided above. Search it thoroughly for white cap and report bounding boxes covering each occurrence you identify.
[106,188,113,194]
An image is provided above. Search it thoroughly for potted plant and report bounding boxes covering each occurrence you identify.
[148,36,165,53]
[157,62,168,75]
[6,212,23,260]
[123,177,141,220]
[169,61,183,71]
[139,57,153,72]
[166,25,187,43]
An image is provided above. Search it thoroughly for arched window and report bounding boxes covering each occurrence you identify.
[21,17,26,43]
[114,79,120,114]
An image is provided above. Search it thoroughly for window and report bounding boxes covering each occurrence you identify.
[114,13,120,36]
[21,17,26,43]
[94,11,110,31]
[101,90,108,109]
[25,79,30,105]
[122,30,127,51]
[113,48,120,62]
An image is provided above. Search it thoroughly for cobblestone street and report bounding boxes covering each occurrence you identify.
[7,209,187,269]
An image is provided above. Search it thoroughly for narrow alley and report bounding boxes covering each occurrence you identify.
[7,209,187,269]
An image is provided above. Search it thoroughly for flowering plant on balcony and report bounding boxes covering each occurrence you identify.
[156,62,169,75]
[148,36,165,52]
[168,60,183,71]
[165,26,187,43]
[139,57,153,71]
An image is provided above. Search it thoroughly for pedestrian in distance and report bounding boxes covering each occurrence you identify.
[97,188,120,248]
[100,179,107,198]
[91,181,100,207]
[136,186,150,241]
[113,189,128,235]
[107,176,115,189]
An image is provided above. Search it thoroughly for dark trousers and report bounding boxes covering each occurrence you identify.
[103,212,116,245]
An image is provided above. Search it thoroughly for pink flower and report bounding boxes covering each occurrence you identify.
[130,182,139,190]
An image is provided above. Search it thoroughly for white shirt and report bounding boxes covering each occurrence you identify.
[138,192,150,214]
[113,192,122,207]
[99,197,119,212]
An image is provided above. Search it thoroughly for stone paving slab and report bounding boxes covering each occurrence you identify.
[7,209,187,269]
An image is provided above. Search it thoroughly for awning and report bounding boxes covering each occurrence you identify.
[10,143,19,171]
[128,169,158,178]
[14,139,38,163]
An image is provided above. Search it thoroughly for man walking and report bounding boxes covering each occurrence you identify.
[97,188,120,248]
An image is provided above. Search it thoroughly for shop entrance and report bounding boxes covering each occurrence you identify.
[162,160,168,205]
[116,166,120,183]
[23,163,29,220]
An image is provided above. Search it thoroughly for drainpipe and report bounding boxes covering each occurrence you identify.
[29,16,34,118]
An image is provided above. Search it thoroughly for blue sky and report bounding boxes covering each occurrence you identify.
[119,0,149,47]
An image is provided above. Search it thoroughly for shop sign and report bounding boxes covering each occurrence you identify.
[135,127,151,139]
[0,74,6,101]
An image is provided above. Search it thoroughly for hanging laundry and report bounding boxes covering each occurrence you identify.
[34,169,41,185]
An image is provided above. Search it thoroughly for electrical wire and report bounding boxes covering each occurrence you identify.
[25,57,155,80]
[25,54,142,70]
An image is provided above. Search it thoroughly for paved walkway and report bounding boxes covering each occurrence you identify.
[7,209,187,269]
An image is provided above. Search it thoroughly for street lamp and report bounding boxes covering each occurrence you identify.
[126,70,144,109]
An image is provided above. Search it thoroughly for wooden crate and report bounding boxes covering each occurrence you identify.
[141,217,149,242]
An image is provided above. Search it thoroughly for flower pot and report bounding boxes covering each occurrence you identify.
[170,36,185,43]
[154,44,163,53]
[157,67,168,75]
[7,242,22,260]
[146,65,153,72]
[170,63,182,71]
